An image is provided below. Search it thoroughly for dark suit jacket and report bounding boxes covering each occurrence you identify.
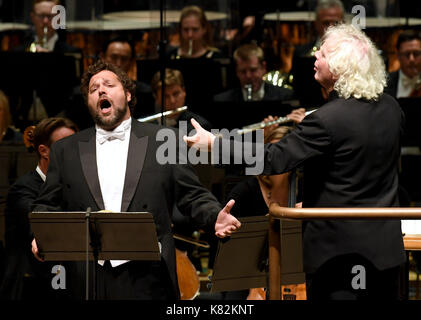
[32,119,221,299]
[384,71,399,98]
[213,83,294,103]
[1,170,62,300]
[264,91,406,273]
[225,91,406,273]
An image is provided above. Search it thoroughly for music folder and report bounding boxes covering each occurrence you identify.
[29,211,160,261]
[209,215,305,293]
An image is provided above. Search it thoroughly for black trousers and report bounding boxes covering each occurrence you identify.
[67,260,175,300]
[306,254,403,300]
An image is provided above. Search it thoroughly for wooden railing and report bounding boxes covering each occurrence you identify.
[268,204,421,300]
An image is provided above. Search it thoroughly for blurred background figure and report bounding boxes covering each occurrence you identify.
[0,117,77,300]
[385,30,421,98]
[150,68,212,133]
[214,43,294,103]
[294,0,345,58]
[0,90,22,144]
[168,5,223,59]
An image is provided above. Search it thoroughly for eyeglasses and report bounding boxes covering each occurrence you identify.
[399,50,421,59]
[33,13,56,20]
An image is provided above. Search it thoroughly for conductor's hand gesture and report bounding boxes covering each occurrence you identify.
[183,118,215,152]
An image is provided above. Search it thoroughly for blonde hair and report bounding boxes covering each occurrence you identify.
[179,5,212,48]
[233,43,265,65]
[323,24,386,100]
[150,68,184,96]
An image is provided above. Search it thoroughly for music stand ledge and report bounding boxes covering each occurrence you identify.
[29,211,160,261]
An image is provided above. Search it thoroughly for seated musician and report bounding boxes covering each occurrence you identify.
[213,43,294,103]
[384,30,421,98]
[167,5,224,60]
[10,1,83,130]
[150,68,212,133]
[0,117,77,300]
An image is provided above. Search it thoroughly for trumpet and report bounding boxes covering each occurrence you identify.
[28,26,48,52]
[137,106,188,123]
[187,40,193,56]
[236,109,317,135]
[245,84,252,101]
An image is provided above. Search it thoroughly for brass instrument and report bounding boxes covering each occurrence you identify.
[187,40,193,57]
[28,26,48,52]
[236,109,316,135]
[137,106,187,122]
[263,71,294,91]
[245,84,252,101]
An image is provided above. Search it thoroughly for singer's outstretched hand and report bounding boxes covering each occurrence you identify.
[183,118,215,152]
[215,199,241,238]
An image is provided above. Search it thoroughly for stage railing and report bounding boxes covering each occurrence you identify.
[268,204,421,300]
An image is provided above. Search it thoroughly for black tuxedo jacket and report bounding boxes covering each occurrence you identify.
[32,119,221,298]
[225,92,406,273]
[213,82,294,103]
[384,71,399,98]
[1,170,63,299]
[263,92,406,273]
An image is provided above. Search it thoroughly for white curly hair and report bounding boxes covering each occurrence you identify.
[322,24,386,100]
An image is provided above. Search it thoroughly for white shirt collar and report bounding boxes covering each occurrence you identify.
[34,32,58,52]
[36,165,46,182]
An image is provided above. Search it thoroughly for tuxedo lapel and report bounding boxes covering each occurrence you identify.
[121,121,148,212]
[78,130,105,210]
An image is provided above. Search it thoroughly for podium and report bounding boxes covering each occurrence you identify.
[29,210,160,300]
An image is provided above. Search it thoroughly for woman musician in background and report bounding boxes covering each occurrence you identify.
[168,5,223,60]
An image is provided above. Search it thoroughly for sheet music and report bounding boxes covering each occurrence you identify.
[402,220,421,235]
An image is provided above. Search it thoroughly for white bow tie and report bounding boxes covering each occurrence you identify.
[96,128,126,144]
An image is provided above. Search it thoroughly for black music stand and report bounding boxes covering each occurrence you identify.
[209,215,305,294]
[29,210,160,300]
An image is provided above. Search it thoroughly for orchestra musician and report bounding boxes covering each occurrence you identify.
[384,30,421,98]
[185,24,406,300]
[293,0,345,59]
[10,1,82,131]
[30,60,241,300]
[213,43,294,103]
[0,117,77,300]
[150,68,212,133]
[167,5,223,60]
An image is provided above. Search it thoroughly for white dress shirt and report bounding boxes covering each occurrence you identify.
[96,118,131,267]
[36,165,46,182]
[397,70,418,98]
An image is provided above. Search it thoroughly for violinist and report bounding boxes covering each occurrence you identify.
[385,30,421,98]
[0,117,77,300]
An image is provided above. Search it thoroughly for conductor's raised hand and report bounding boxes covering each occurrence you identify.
[215,199,241,238]
[183,118,215,152]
